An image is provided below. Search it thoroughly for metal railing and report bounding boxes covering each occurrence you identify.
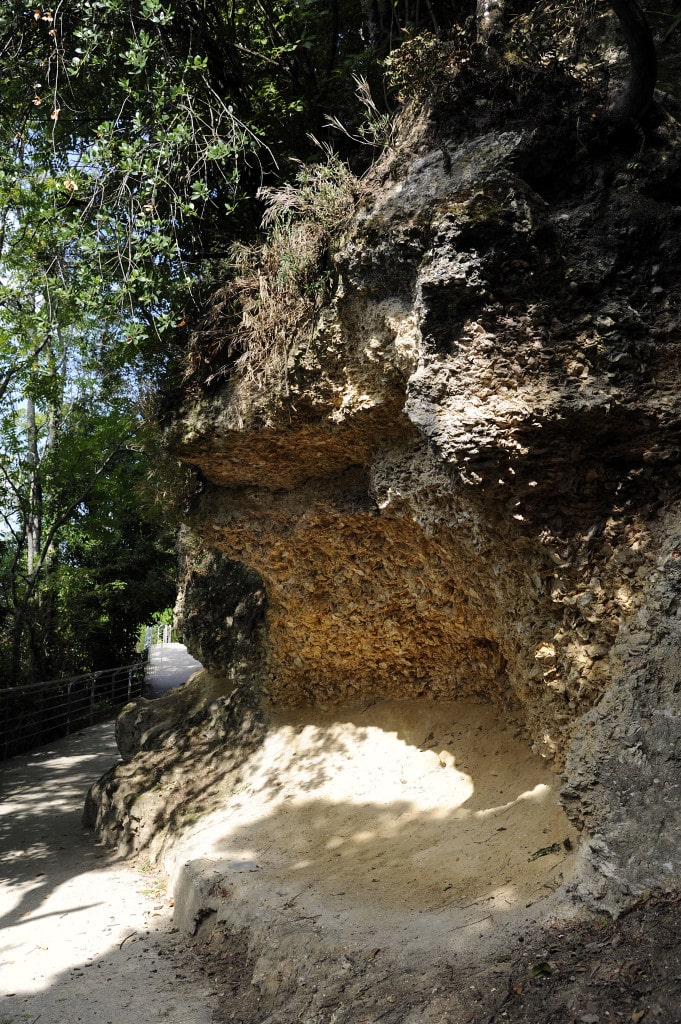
[147,624,175,645]
[0,661,147,761]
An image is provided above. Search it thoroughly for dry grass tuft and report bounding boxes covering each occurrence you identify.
[185,154,360,397]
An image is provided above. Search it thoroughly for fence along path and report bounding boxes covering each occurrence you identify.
[0,663,146,761]
[0,640,203,761]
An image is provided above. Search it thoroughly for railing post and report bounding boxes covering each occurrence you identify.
[89,673,96,725]
[1,692,7,760]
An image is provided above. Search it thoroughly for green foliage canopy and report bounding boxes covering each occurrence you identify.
[0,0,388,350]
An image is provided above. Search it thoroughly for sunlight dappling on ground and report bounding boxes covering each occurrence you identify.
[0,724,214,1022]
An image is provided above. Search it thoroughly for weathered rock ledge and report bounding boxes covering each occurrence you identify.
[163,98,681,912]
[87,81,681,931]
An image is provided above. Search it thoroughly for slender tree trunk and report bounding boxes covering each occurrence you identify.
[25,395,42,576]
[476,0,505,43]
[361,0,396,50]
[607,0,657,123]
[24,394,44,681]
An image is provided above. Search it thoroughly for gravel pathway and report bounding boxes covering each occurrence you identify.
[0,687,215,1023]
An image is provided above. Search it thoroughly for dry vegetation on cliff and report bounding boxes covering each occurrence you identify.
[184,154,360,402]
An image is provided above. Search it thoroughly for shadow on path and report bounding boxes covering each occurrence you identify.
[0,723,214,1022]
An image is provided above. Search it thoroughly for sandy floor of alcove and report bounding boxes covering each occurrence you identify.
[173,698,578,962]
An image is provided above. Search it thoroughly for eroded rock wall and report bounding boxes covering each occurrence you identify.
[170,100,681,908]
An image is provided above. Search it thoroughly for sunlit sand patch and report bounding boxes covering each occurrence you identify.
[178,699,578,954]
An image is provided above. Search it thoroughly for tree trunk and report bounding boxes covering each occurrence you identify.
[25,395,41,578]
[607,0,657,123]
[476,0,505,44]
[24,394,44,681]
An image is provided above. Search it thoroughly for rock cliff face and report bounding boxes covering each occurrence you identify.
[168,97,681,911]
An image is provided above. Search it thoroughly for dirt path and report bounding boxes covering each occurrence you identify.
[146,642,203,697]
[0,723,215,1023]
